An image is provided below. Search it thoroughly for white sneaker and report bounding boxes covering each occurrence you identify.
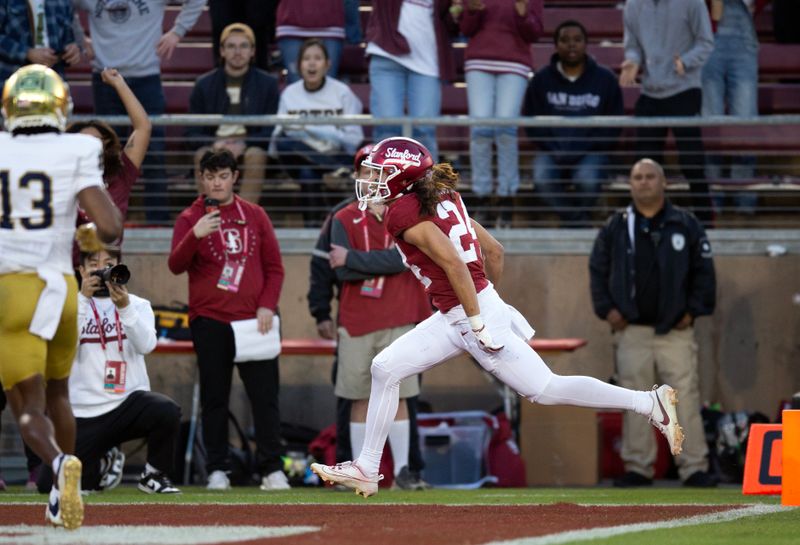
[260,470,291,491]
[45,455,83,530]
[206,470,231,491]
[649,385,685,455]
[310,461,383,498]
[98,447,125,491]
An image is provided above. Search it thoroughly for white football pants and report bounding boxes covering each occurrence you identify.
[356,286,653,475]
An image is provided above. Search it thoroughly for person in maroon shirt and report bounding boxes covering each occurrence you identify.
[70,68,151,269]
[168,149,287,491]
[311,137,686,497]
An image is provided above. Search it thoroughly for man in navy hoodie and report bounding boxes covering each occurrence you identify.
[524,20,624,226]
[187,24,279,205]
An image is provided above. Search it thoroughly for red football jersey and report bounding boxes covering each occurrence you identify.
[384,191,488,313]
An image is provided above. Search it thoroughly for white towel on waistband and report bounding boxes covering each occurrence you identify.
[29,267,68,340]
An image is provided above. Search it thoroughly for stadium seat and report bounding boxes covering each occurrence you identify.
[69,80,194,114]
[164,6,212,40]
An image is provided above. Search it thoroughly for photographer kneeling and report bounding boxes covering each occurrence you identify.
[38,247,181,494]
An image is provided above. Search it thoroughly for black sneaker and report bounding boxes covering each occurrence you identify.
[391,466,431,491]
[683,471,719,488]
[138,471,181,494]
[613,471,653,488]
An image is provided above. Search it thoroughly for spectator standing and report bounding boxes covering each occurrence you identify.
[702,0,769,214]
[275,0,345,83]
[456,0,543,227]
[168,150,288,491]
[69,68,152,268]
[524,20,624,226]
[188,23,279,205]
[589,159,717,488]
[0,0,81,90]
[344,0,363,44]
[209,0,278,71]
[37,247,181,494]
[270,39,364,226]
[621,0,715,224]
[365,0,458,161]
[73,0,205,223]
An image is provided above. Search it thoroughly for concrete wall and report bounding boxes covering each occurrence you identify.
[127,250,800,434]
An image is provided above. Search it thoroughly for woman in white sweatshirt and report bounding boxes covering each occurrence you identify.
[271,39,364,226]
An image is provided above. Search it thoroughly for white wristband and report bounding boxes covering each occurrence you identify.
[468,315,484,331]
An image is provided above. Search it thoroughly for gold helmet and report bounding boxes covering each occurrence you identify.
[1,64,72,132]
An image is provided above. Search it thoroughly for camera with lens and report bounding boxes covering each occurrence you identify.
[91,264,131,297]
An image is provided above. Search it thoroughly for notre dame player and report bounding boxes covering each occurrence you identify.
[0,65,122,529]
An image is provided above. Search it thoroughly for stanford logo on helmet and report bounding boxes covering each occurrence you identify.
[384,147,422,166]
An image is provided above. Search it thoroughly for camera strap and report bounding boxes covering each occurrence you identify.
[88,299,124,357]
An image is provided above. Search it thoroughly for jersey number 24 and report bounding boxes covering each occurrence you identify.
[438,200,478,264]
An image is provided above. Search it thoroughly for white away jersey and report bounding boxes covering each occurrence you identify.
[0,132,104,274]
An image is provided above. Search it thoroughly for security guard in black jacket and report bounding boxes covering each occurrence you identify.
[589,159,717,488]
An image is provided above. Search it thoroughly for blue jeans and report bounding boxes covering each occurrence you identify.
[276,137,350,226]
[344,0,363,44]
[533,153,607,223]
[92,72,167,223]
[702,34,758,210]
[369,54,441,161]
[465,70,527,197]
[278,38,343,84]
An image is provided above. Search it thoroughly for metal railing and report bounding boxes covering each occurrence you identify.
[71,114,800,229]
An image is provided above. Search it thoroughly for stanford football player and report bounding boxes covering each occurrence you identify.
[311,137,685,497]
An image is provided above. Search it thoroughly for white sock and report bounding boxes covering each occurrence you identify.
[350,422,367,460]
[145,463,158,475]
[51,453,64,476]
[536,374,653,415]
[634,390,656,416]
[388,419,410,476]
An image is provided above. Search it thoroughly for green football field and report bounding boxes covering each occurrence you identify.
[1,484,797,544]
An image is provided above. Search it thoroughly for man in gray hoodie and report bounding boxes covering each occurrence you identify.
[620,0,714,224]
[73,0,206,222]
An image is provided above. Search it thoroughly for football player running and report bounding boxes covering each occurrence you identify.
[0,65,122,528]
[311,137,684,497]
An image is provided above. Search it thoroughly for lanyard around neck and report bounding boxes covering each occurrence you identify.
[88,299,123,354]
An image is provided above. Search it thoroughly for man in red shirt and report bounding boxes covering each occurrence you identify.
[168,150,287,491]
[312,137,686,498]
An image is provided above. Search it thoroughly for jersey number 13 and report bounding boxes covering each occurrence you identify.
[0,170,54,230]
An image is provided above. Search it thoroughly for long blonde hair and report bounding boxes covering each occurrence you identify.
[415,163,459,216]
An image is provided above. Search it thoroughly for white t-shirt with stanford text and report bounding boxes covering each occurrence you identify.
[69,294,158,418]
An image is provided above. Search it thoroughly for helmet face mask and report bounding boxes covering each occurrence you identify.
[355,161,398,210]
[2,64,72,133]
[354,137,433,210]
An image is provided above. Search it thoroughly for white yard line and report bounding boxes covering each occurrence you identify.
[481,504,793,545]
[0,524,320,544]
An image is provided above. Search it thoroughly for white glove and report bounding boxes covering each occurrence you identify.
[468,315,504,353]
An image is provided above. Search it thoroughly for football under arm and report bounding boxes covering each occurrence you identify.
[77,186,123,243]
[471,219,504,287]
[402,220,481,318]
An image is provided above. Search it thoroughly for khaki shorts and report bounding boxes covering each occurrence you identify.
[334,324,420,400]
[0,273,78,389]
